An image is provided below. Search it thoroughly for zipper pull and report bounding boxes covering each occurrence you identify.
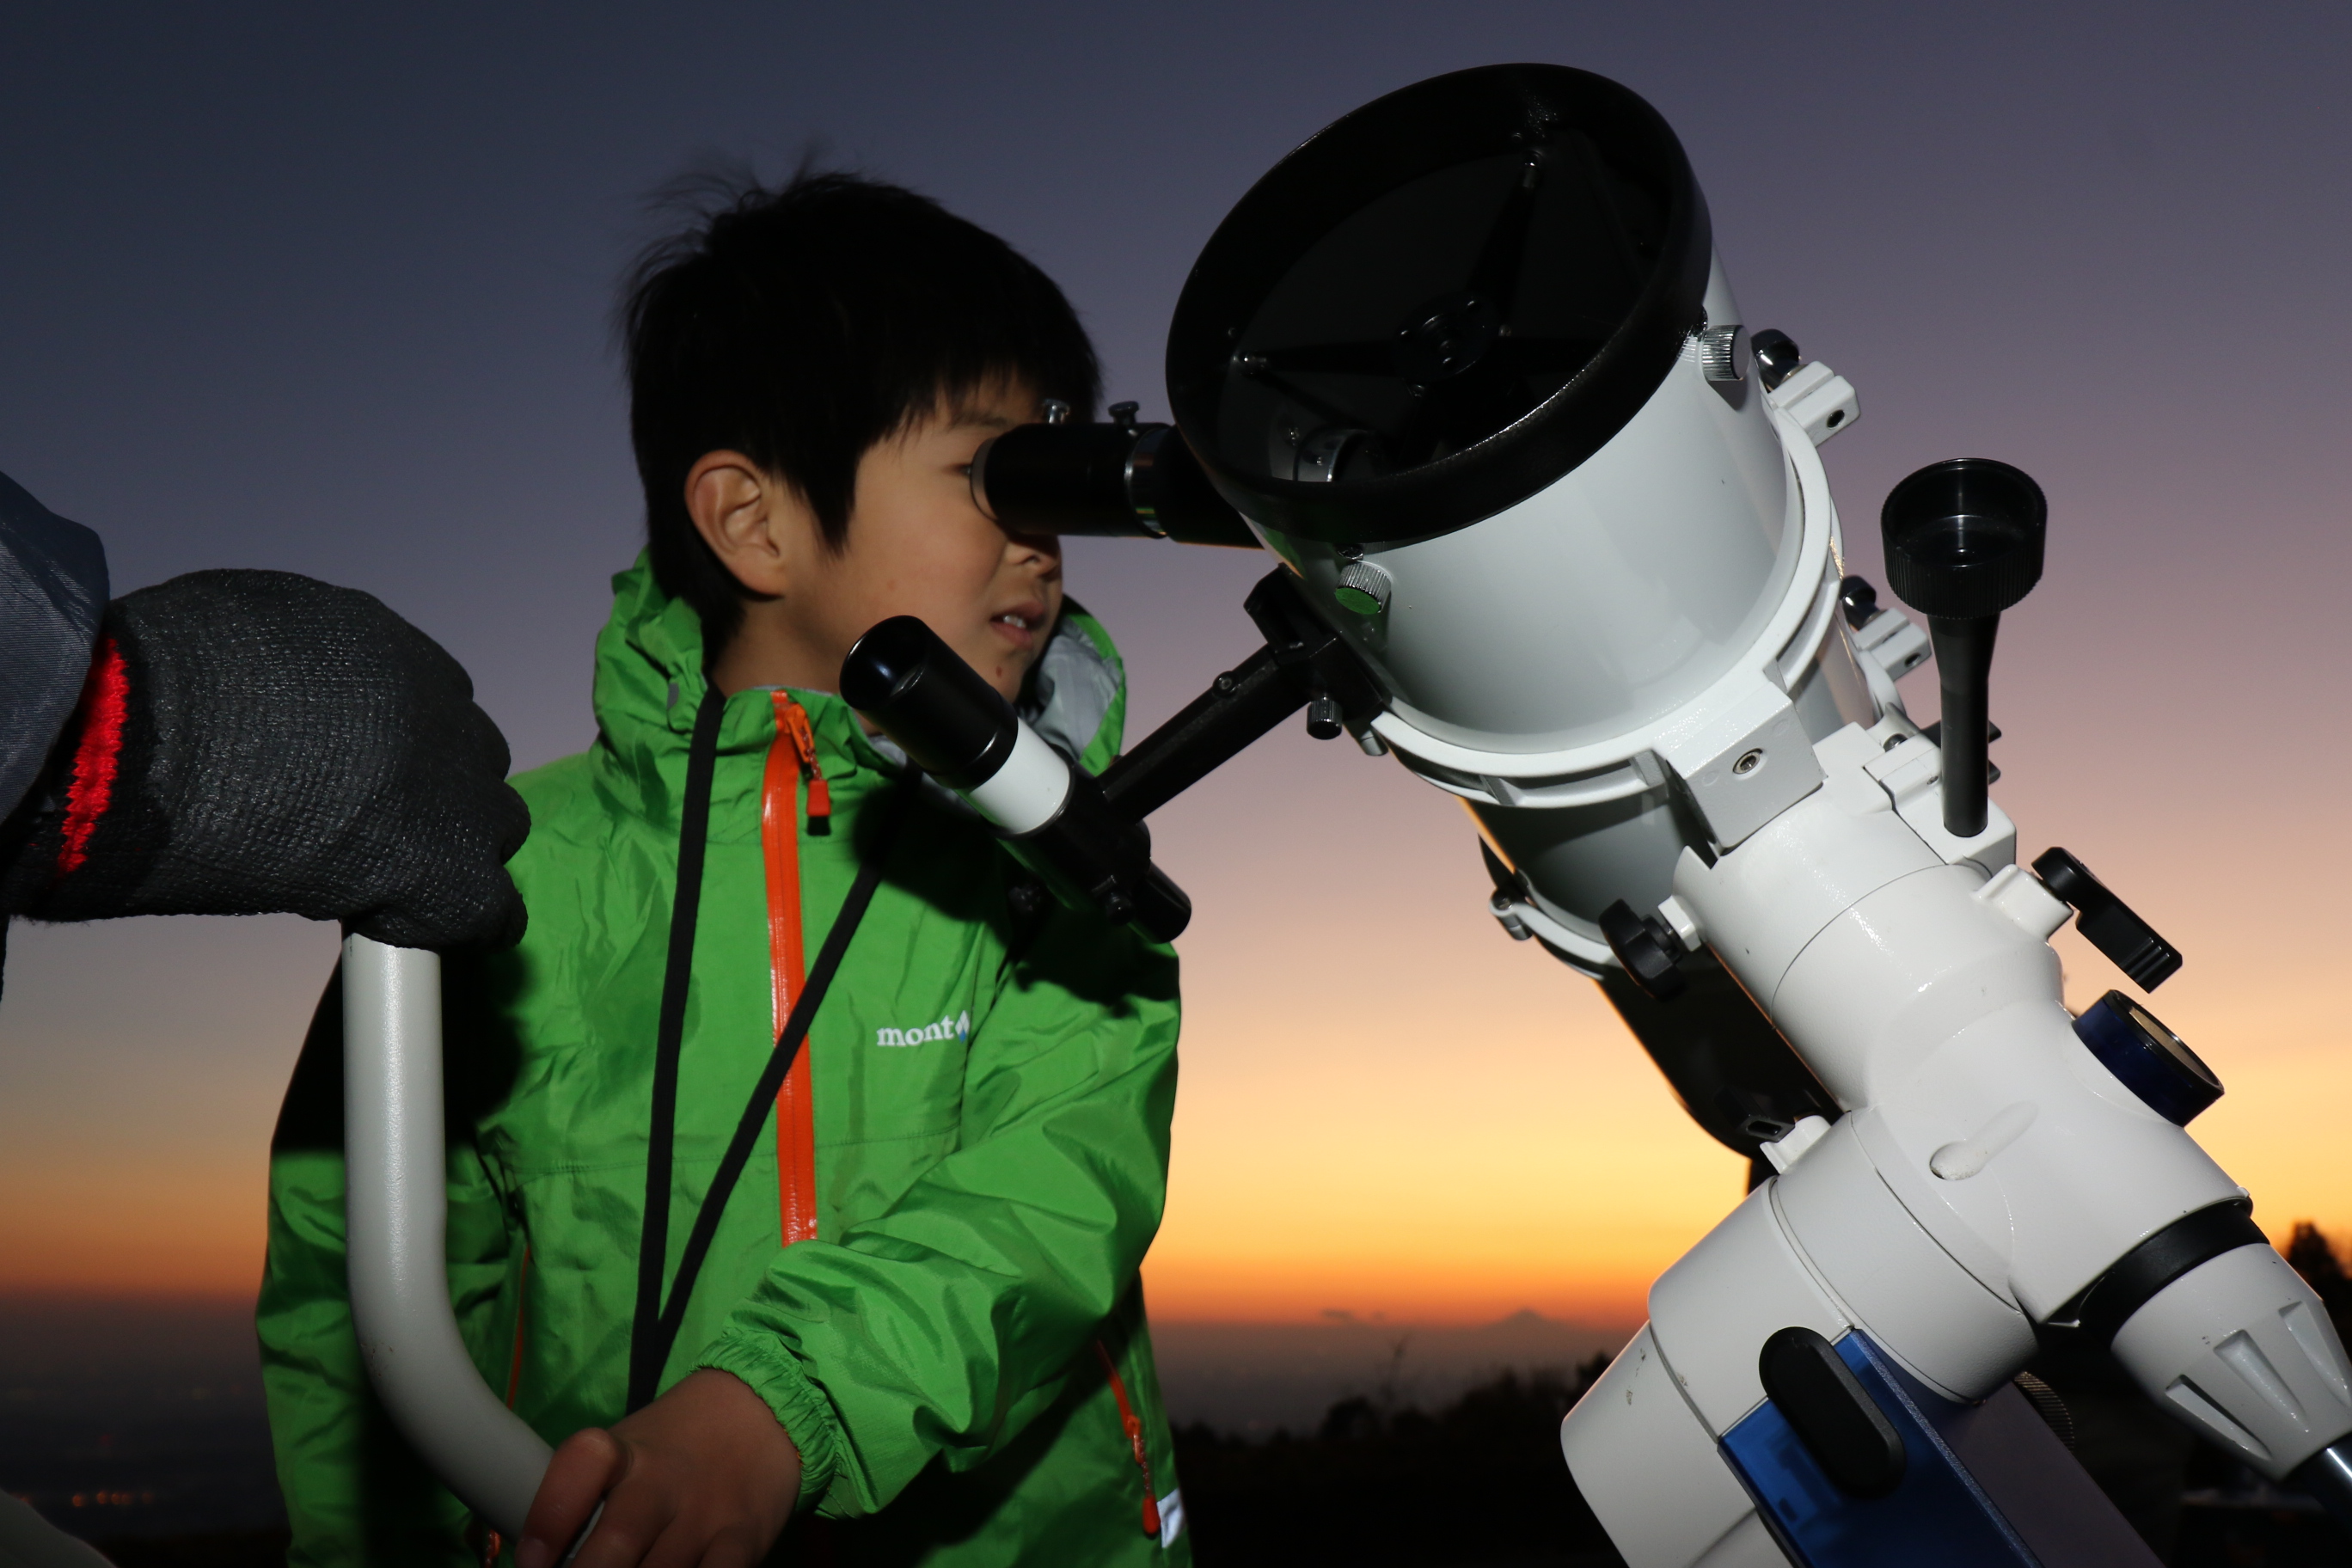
[1093,1338,1162,1538]
[777,696,832,836]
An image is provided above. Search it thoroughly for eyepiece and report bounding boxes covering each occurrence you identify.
[970,420,1259,548]
[841,615,1193,943]
[840,616,1019,791]
[971,422,1149,536]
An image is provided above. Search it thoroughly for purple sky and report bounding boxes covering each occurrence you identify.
[3,3,2349,1305]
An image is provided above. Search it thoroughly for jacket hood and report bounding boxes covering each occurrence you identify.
[588,556,1129,826]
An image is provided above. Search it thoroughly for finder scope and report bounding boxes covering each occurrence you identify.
[841,616,1192,942]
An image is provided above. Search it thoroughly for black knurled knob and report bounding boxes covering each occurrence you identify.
[1880,458,2047,619]
[1600,899,1688,1002]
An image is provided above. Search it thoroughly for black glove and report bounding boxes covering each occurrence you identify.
[3,570,529,949]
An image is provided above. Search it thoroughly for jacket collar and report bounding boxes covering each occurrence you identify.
[587,556,1125,830]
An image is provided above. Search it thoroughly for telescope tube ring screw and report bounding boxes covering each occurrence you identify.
[1333,560,1393,616]
[1600,899,1690,1002]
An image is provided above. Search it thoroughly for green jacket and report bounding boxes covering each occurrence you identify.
[259,560,1188,1565]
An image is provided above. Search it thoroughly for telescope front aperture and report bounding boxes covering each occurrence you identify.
[1167,63,1712,547]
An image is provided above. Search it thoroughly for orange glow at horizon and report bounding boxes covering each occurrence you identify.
[3,717,2349,1323]
[1141,900,1748,1327]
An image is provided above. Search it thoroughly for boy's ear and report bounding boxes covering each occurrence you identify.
[685,452,812,597]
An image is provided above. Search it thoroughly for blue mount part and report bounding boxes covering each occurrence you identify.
[1721,1332,2160,1568]
[2072,991,2222,1125]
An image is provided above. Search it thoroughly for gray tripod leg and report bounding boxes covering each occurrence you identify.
[341,934,552,1538]
[0,1494,113,1568]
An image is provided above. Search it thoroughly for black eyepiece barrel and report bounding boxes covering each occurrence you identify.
[972,421,1260,548]
[839,616,1019,791]
[841,616,1193,942]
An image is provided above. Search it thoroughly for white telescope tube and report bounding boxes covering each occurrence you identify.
[342,933,551,1537]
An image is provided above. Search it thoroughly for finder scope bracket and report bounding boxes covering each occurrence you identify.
[842,571,1386,942]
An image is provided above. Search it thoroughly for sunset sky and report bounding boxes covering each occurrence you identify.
[2,3,2348,1330]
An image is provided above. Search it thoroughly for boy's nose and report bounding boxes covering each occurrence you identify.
[1002,528,1061,564]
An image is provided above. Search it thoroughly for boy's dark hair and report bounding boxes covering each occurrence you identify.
[622,168,1102,648]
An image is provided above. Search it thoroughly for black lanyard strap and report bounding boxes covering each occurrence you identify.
[626,720,910,1412]
[628,684,727,1410]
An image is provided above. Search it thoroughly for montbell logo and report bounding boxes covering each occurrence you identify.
[876,1011,971,1048]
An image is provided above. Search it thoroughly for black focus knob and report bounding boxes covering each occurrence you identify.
[1600,899,1688,1002]
[2073,990,2220,1124]
[2033,848,2184,989]
[1880,458,2047,619]
[1880,458,2048,839]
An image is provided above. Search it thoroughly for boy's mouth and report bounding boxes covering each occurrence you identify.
[989,603,1047,651]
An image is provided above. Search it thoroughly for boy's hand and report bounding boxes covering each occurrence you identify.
[518,1369,801,1568]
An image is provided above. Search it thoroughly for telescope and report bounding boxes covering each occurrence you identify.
[343,62,2352,1567]
[842,61,2352,1568]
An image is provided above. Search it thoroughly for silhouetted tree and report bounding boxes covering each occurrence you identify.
[2286,1221,2352,1347]
[1173,1353,1624,1566]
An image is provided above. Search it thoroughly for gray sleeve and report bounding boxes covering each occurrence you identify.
[0,470,107,822]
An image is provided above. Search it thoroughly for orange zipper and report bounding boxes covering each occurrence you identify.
[763,693,826,1247]
[502,1244,531,1407]
[481,1244,533,1565]
[1094,1338,1163,1538]
[778,696,831,835]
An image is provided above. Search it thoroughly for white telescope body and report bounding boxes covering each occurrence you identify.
[1164,62,2352,1565]
[1289,259,1871,976]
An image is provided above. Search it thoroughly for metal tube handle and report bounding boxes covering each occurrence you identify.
[342,933,552,1537]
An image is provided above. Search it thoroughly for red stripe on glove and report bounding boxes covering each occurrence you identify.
[56,636,129,879]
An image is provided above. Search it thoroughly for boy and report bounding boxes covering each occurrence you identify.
[260,172,1186,1567]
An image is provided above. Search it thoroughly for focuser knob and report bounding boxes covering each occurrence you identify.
[1601,899,1688,1002]
[1880,458,2047,620]
[1880,458,2047,839]
[2033,847,2184,989]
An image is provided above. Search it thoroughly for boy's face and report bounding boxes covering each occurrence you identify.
[826,383,1065,703]
[688,381,1064,706]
